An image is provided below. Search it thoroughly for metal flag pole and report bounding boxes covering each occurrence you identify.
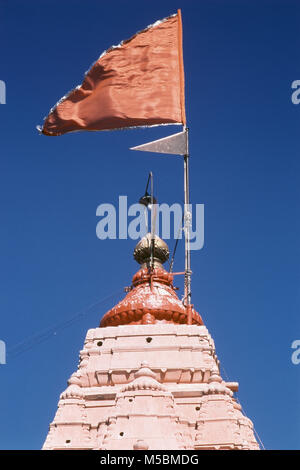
[131,127,193,324]
[183,127,193,324]
[150,171,155,270]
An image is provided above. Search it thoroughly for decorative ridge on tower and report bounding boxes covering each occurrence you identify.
[100,234,203,327]
[120,361,167,392]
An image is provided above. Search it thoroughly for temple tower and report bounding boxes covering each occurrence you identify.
[43,235,259,450]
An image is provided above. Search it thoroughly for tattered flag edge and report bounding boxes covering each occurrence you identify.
[36,122,181,136]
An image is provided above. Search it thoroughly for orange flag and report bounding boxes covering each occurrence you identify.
[39,10,186,136]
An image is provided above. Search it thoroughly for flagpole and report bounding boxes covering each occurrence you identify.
[150,171,155,270]
[131,127,193,325]
[183,127,192,324]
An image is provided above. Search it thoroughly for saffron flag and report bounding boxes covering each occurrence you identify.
[39,10,186,136]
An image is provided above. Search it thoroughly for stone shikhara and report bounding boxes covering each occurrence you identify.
[42,235,259,450]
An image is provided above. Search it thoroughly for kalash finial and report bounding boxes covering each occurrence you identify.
[133,233,169,268]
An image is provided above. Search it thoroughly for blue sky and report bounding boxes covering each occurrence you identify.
[0,0,299,449]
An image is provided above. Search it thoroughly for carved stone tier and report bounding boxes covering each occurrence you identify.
[43,324,259,450]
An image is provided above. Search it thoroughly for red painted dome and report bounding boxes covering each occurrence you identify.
[100,235,203,327]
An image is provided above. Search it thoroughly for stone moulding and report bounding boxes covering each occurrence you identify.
[43,324,259,450]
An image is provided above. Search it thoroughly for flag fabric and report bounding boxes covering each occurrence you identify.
[40,10,186,136]
[130,130,187,155]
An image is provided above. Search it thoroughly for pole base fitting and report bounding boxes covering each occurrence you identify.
[186,304,193,325]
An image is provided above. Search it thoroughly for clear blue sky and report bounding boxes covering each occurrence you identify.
[0,0,299,450]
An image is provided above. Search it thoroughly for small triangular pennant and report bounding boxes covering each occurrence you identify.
[130,130,187,155]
